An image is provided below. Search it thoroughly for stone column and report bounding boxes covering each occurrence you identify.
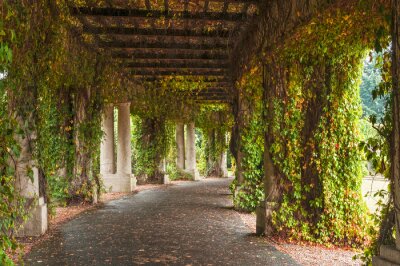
[15,134,47,237]
[186,122,200,180]
[373,3,400,265]
[176,123,185,171]
[159,158,171,184]
[102,102,136,192]
[117,102,132,175]
[220,150,228,177]
[100,105,115,174]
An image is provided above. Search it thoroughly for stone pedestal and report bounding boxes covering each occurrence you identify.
[15,165,48,237]
[16,197,48,237]
[256,200,277,236]
[102,174,136,193]
[373,245,400,265]
[163,175,171,185]
[159,158,170,184]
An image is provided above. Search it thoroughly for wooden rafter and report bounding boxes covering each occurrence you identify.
[99,40,230,50]
[135,76,231,83]
[70,7,247,22]
[124,61,228,69]
[222,0,230,13]
[130,69,228,76]
[112,51,228,60]
[69,0,259,103]
[82,26,235,38]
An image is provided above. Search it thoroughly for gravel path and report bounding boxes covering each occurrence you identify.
[25,178,298,266]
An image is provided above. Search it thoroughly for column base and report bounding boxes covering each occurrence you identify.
[373,245,400,265]
[256,201,276,236]
[101,173,137,192]
[163,174,171,185]
[16,197,48,237]
[186,169,201,180]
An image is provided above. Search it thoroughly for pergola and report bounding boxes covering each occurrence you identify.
[70,0,259,103]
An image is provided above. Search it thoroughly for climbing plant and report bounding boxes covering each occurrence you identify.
[0,1,135,263]
[257,1,390,246]
[230,67,265,212]
[0,4,27,264]
[196,104,232,177]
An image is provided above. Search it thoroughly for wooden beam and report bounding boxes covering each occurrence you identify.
[164,0,169,12]
[222,1,230,13]
[70,7,247,22]
[123,61,229,69]
[112,51,228,60]
[145,0,151,10]
[82,26,234,38]
[204,0,210,13]
[130,69,228,76]
[135,76,231,82]
[99,40,230,50]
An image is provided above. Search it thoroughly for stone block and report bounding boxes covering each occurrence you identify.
[186,169,201,181]
[256,204,266,235]
[163,174,171,185]
[16,197,47,237]
[102,173,137,192]
[372,256,399,266]
[373,245,400,265]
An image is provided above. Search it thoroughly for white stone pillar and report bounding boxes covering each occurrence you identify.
[220,150,228,177]
[117,102,132,175]
[102,102,136,192]
[176,123,185,171]
[15,134,47,237]
[100,105,115,174]
[159,158,171,184]
[186,122,200,180]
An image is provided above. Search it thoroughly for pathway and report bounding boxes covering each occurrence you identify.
[25,178,298,265]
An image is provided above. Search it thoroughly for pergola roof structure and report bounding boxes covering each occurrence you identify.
[70,0,259,103]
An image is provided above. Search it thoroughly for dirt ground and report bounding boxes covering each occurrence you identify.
[238,211,362,266]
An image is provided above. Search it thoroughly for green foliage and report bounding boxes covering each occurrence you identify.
[131,115,176,182]
[357,48,393,264]
[0,5,26,264]
[258,5,388,246]
[196,104,232,177]
[360,52,386,119]
[230,68,265,212]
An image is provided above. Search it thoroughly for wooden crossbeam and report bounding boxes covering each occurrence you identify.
[99,40,230,50]
[112,51,228,60]
[70,7,246,22]
[83,26,234,38]
[204,0,210,13]
[123,61,229,69]
[193,97,231,102]
[222,0,230,13]
[191,90,229,94]
[135,76,231,82]
[131,69,228,76]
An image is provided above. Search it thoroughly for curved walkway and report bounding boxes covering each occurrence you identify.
[25,178,298,265]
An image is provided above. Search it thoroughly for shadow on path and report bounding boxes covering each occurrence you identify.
[25,178,298,266]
